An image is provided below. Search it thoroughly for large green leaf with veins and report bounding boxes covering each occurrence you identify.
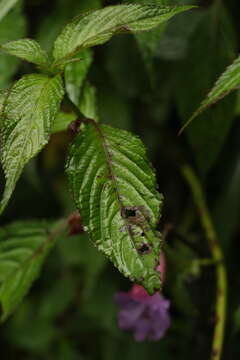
[53,3,195,66]
[0,74,64,213]
[66,122,163,294]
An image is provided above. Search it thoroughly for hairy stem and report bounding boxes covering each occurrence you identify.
[181,165,227,360]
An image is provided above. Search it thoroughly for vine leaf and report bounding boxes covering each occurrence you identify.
[0,220,63,321]
[53,4,195,66]
[0,38,50,68]
[0,74,64,214]
[0,0,19,22]
[179,55,240,135]
[66,122,163,294]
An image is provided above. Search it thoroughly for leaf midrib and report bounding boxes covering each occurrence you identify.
[88,121,149,264]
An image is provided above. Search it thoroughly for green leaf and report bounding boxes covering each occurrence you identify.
[66,122,163,294]
[0,0,19,22]
[180,55,240,132]
[79,82,98,121]
[0,89,7,113]
[37,0,102,53]
[65,49,93,106]
[0,74,64,214]
[0,38,50,67]
[0,90,9,129]
[0,221,58,321]
[175,3,237,173]
[51,111,77,133]
[53,4,195,65]
[0,4,26,89]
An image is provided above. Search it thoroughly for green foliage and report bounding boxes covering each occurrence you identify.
[0,38,50,68]
[65,49,93,106]
[0,89,6,113]
[184,54,240,127]
[175,3,237,173]
[37,0,102,52]
[0,3,26,89]
[0,220,58,321]
[0,0,19,22]
[2,1,240,359]
[66,122,163,294]
[0,0,194,315]
[0,74,64,213]
[51,111,77,133]
[53,4,194,66]
[79,82,99,121]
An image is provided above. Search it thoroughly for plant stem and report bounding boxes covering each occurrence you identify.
[65,94,83,119]
[181,165,227,360]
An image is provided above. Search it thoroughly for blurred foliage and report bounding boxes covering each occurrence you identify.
[1,0,240,359]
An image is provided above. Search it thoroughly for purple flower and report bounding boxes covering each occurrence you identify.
[114,284,171,342]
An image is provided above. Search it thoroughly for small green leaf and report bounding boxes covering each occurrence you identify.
[0,221,58,321]
[0,38,50,67]
[79,82,98,121]
[0,0,19,22]
[65,48,93,106]
[53,4,195,65]
[0,74,64,214]
[180,55,240,133]
[66,122,163,294]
